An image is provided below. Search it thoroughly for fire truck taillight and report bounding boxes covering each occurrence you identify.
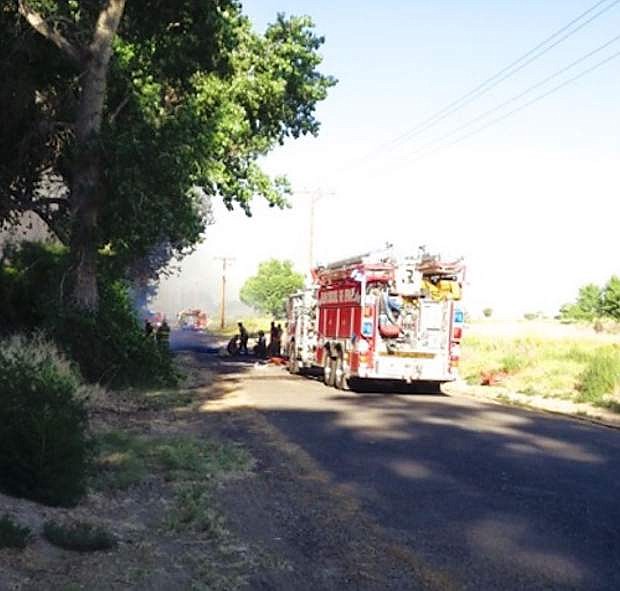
[450,344,461,367]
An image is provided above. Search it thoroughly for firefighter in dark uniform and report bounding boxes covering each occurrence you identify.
[238,322,249,355]
[156,318,171,349]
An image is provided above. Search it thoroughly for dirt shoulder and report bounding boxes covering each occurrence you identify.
[444,381,620,430]
[1,350,452,591]
[0,353,252,591]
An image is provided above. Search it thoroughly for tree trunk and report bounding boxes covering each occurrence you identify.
[69,144,101,311]
[69,0,126,311]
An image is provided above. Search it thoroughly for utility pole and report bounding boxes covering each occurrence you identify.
[297,189,334,271]
[214,257,234,329]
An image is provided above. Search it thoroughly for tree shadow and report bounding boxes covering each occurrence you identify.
[243,382,620,590]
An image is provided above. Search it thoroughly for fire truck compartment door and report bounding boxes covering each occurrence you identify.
[418,301,447,351]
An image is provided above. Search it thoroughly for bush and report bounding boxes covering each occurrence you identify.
[482,308,493,318]
[0,515,32,549]
[0,242,177,388]
[500,353,527,374]
[0,335,93,506]
[577,346,620,403]
[43,520,116,552]
[56,281,177,388]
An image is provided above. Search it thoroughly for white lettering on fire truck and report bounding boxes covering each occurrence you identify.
[318,287,361,305]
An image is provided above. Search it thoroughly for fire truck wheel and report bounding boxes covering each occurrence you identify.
[323,353,336,387]
[335,357,350,391]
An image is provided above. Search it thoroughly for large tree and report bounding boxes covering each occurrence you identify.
[240,259,304,318]
[1,1,335,310]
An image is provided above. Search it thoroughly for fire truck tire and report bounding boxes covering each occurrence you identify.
[335,357,350,390]
[323,353,336,387]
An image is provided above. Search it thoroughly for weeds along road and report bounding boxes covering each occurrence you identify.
[174,330,620,591]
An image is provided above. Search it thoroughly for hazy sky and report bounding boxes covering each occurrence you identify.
[155,0,620,321]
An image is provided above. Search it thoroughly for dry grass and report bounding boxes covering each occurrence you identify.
[208,315,273,338]
[461,323,620,411]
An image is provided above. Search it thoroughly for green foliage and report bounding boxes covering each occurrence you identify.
[559,283,602,322]
[577,346,620,403]
[43,520,116,552]
[523,312,538,321]
[0,335,92,507]
[0,515,32,550]
[166,484,225,535]
[500,353,527,374]
[462,335,598,402]
[95,431,252,492]
[482,308,493,318]
[601,276,620,321]
[0,242,177,388]
[95,431,150,491]
[240,259,304,318]
[1,2,336,278]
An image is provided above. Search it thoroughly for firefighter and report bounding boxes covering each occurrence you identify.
[227,335,239,356]
[254,330,267,358]
[156,318,171,349]
[268,321,277,356]
[144,319,154,338]
[238,322,249,355]
[274,323,283,357]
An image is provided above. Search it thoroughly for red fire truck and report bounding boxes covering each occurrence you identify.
[286,248,465,391]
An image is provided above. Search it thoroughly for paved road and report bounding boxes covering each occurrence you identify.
[175,331,620,590]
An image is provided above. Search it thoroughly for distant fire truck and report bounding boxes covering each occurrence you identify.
[286,247,465,390]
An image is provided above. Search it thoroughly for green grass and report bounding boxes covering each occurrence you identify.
[499,352,528,373]
[43,520,116,552]
[137,387,197,411]
[164,484,228,535]
[208,316,272,338]
[95,431,150,490]
[0,514,31,549]
[461,336,620,410]
[95,431,252,491]
[576,346,620,404]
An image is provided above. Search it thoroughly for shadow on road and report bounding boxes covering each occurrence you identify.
[252,383,620,590]
[173,329,620,590]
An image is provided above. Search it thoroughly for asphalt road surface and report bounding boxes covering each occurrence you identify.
[175,330,620,590]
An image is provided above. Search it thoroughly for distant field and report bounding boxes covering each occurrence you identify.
[207,316,273,338]
[461,320,620,411]
[466,319,619,343]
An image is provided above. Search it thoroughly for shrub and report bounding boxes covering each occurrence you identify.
[0,242,177,388]
[577,346,620,403]
[482,308,493,318]
[500,353,527,374]
[56,281,177,388]
[0,515,32,549]
[43,520,116,552]
[0,335,93,506]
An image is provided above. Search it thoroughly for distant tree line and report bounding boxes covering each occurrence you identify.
[559,276,620,322]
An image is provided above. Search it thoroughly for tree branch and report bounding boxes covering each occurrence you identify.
[90,0,126,55]
[109,95,130,124]
[18,0,84,66]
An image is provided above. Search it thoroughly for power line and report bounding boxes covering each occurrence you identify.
[387,0,620,146]
[332,0,620,175]
[406,33,620,160]
[406,48,620,165]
